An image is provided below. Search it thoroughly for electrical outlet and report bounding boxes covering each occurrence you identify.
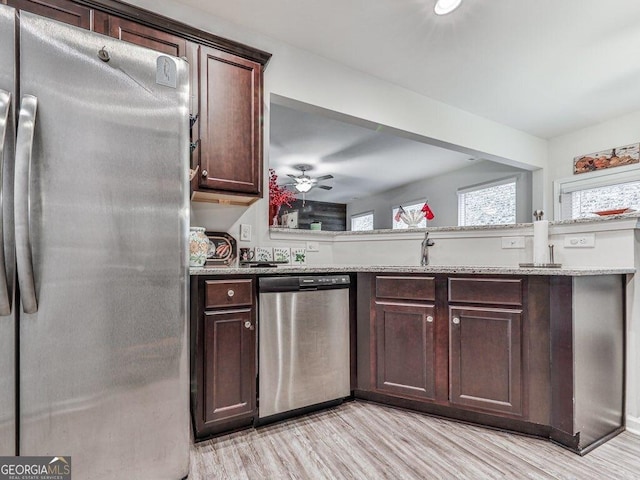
[239,224,251,242]
[564,233,595,248]
[306,241,319,252]
[501,236,525,249]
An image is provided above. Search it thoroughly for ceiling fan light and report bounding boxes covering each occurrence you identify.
[434,0,462,15]
[295,180,313,193]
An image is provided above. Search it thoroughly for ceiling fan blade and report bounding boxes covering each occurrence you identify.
[318,185,333,190]
[315,174,334,181]
[286,174,299,179]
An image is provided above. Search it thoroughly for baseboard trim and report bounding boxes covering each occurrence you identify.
[626,415,640,436]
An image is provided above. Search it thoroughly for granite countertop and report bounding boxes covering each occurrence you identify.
[190,265,634,276]
[193,213,638,277]
[268,211,640,237]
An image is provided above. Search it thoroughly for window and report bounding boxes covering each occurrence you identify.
[555,167,640,220]
[351,211,374,231]
[392,201,427,229]
[458,178,517,226]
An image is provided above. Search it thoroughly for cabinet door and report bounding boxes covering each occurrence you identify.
[198,45,262,195]
[203,308,255,426]
[104,16,187,57]
[6,0,91,29]
[449,306,522,415]
[374,302,436,400]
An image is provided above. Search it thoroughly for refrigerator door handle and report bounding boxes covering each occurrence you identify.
[14,94,38,314]
[0,90,11,316]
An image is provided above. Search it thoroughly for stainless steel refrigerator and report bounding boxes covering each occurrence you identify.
[0,6,190,479]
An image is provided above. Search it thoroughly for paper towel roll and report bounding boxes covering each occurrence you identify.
[533,220,549,264]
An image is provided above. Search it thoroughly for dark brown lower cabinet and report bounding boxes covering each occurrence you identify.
[203,309,255,425]
[357,273,625,454]
[374,302,436,400]
[449,306,522,416]
[191,276,257,439]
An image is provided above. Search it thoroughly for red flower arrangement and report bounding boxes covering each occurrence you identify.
[269,168,296,208]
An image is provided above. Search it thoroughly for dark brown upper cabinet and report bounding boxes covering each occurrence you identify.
[5,0,91,29]
[195,45,263,203]
[8,0,270,206]
[97,15,187,58]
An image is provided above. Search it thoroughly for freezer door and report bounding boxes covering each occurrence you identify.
[17,12,189,479]
[0,4,16,457]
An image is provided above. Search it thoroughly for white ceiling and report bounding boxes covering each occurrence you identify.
[176,0,640,139]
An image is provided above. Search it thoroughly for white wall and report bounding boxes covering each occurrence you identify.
[346,161,532,229]
[547,109,640,215]
[327,219,636,268]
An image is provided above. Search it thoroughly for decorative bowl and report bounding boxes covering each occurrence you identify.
[399,209,426,228]
[593,208,634,216]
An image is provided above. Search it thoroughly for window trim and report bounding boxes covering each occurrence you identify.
[350,210,375,231]
[457,175,518,195]
[553,164,640,220]
[457,176,518,226]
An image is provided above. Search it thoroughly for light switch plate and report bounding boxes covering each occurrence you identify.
[501,236,525,249]
[306,241,319,252]
[564,233,595,248]
[239,224,251,242]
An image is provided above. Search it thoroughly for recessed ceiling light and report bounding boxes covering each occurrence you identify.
[434,0,462,15]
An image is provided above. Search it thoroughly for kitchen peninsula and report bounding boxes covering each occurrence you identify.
[191,253,631,454]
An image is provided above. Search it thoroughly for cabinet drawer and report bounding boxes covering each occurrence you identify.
[375,276,435,301]
[448,278,522,306]
[205,279,253,308]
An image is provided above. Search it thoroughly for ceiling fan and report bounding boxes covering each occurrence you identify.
[285,164,334,193]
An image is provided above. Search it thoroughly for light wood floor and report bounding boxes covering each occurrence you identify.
[189,401,640,479]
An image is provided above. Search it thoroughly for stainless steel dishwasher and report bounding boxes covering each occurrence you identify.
[258,275,351,420]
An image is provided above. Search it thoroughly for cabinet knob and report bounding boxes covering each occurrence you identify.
[452,317,460,325]
[426,315,434,323]
[227,289,234,297]
[244,321,254,330]
[201,169,208,178]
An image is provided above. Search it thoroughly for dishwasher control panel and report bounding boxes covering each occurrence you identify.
[259,275,350,293]
[299,275,350,288]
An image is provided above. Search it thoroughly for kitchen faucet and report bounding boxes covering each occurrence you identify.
[421,232,435,266]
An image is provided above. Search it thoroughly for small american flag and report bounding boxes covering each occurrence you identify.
[394,205,406,222]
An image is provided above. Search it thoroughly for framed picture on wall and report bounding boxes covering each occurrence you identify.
[573,143,639,174]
